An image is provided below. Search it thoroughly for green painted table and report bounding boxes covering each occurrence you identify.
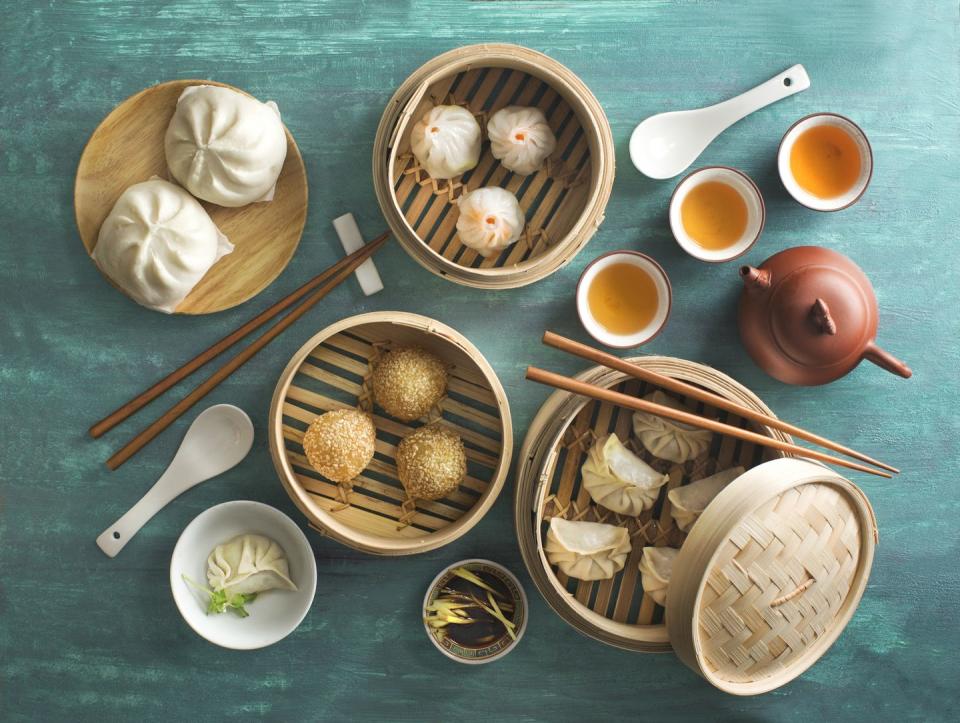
[2,1,957,720]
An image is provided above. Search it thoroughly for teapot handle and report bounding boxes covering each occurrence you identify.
[863,341,912,379]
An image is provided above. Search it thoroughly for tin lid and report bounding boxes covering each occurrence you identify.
[667,458,878,695]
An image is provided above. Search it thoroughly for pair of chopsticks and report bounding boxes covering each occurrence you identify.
[91,231,391,469]
[526,331,897,479]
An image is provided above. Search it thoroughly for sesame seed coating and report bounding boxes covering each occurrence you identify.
[396,425,466,501]
[371,347,447,422]
[302,408,376,483]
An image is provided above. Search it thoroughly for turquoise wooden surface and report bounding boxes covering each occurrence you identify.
[1,1,957,720]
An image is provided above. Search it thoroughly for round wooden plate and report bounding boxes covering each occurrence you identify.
[75,79,308,314]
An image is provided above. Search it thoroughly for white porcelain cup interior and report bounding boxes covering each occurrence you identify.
[169,500,317,650]
[668,167,764,262]
[778,114,872,211]
[576,252,671,348]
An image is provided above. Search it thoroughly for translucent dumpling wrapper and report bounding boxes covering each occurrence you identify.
[206,534,298,596]
[409,104,481,180]
[455,186,525,258]
[581,433,670,515]
[92,178,233,312]
[487,105,557,175]
[668,465,745,532]
[165,85,288,207]
[638,546,680,607]
[632,390,713,464]
[544,517,631,581]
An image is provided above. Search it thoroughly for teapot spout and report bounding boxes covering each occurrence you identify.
[863,341,912,379]
[740,265,771,291]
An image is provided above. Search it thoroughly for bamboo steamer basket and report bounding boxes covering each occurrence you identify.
[372,44,615,289]
[515,357,877,694]
[269,312,512,555]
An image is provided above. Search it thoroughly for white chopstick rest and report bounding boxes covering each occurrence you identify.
[333,213,384,296]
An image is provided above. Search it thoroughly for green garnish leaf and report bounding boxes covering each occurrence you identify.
[182,575,257,618]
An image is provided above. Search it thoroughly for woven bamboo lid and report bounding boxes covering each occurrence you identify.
[667,457,877,695]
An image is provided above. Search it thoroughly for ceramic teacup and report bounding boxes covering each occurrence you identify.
[778,113,873,211]
[669,166,765,263]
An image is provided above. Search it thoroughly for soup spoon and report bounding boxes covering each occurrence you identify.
[96,405,254,557]
[629,64,811,179]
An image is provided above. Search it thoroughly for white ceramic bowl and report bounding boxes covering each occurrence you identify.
[170,500,317,650]
[778,113,873,211]
[423,558,528,665]
[669,166,765,262]
[576,251,672,349]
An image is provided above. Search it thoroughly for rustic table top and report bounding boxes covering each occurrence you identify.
[1,1,957,720]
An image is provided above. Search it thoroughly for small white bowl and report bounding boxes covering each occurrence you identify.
[576,251,672,349]
[423,558,528,665]
[669,166,765,262]
[778,113,873,211]
[170,500,317,650]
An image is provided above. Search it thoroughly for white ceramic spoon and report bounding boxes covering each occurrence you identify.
[96,404,254,558]
[629,65,811,179]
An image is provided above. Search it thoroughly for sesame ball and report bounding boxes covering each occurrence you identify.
[371,347,447,422]
[302,409,376,483]
[396,425,466,501]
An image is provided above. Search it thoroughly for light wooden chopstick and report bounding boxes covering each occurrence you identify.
[525,366,892,479]
[542,331,898,475]
[102,232,391,470]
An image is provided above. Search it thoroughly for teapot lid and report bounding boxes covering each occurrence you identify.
[666,458,877,695]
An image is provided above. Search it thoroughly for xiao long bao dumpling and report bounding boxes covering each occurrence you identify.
[206,534,298,595]
[581,434,669,516]
[668,465,744,532]
[487,105,557,175]
[410,104,482,180]
[638,546,679,606]
[165,85,288,207]
[93,179,232,312]
[455,186,525,258]
[632,390,713,464]
[544,517,631,581]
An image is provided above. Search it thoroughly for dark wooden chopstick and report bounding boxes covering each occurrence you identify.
[525,365,892,479]
[542,331,898,474]
[104,232,390,470]
[90,231,390,440]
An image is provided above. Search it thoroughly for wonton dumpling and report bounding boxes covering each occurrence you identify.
[638,546,680,606]
[581,434,669,516]
[409,104,481,180]
[632,390,713,464]
[206,534,297,595]
[544,517,631,581]
[668,466,744,532]
[165,85,288,207]
[92,179,232,312]
[455,186,525,258]
[487,105,557,175]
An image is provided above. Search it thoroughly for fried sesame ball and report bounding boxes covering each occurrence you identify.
[370,346,447,422]
[396,425,467,501]
[302,408,376,483]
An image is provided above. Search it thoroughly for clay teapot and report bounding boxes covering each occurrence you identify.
[738,246,911,385]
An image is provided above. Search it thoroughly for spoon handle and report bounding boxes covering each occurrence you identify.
[708,64,810,133]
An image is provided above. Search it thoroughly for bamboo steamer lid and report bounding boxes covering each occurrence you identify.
[667,457,877,695]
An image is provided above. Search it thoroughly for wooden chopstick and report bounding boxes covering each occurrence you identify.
[542,331,899,474]
[525,366,892,479]
[90,231,391,439]
[104,232,391,470]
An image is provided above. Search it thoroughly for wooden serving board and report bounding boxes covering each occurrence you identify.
[74,79,308,314]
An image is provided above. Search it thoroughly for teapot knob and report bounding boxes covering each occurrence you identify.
[809,298,837,335]
[739,265,772,291]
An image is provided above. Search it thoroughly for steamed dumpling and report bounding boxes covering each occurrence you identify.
[638,546,679,606]
[632,390,713,464]
[581,434,670,515]
[206,534,297,595]
[544,517,631,581]
[487,106,557,175]
[165,85,288,207]
[668,466,744,532]
[92,179,232,312]
[410,104,481,180]
[455,186,525,258]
